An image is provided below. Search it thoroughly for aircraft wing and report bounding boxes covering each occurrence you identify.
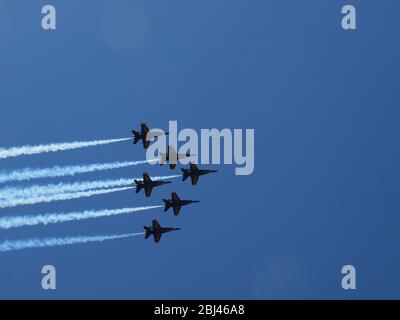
[143,173,152,184]
[143,139,150,149]
[152,219,161,229]
[191,175,199,186]
[153,232,161,243]
[168,145,177,167]
[144,185,153,197]
[159,152,167,165]
[168,145,177,155]
[171,192,180,202]
[173,205,181,216]
[141,124,150,148]
[141,123,149,135]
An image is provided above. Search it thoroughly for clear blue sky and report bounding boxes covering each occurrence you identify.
[0,0,399,299]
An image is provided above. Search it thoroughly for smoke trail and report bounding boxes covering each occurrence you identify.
[0,159,159,184]
[0,232,144,252]
[0,187,133,209]
[0,205,163,229]
[0,137,131,160]
[0,175,180,200]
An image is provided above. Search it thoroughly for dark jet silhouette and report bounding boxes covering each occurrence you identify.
[159,145,191,169]
[181,163,218,186]
[134,173,172,197]
[144,219,180,243]
[131,123,169,149]
[163,192,199,216]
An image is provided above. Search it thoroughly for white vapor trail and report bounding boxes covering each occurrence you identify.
[0,187,134,209]
[0,137,131,160]
[0,159,159,184]
[0,232,144,252]
[0,205,163,229]
[0,175,180,201]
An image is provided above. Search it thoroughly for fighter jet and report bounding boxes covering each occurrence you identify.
[181,163,218,186]
[131,123,169,149]
[159,145,191,169]
[144,219,180,243]
[134,173,172,197]
[163,192,200,216]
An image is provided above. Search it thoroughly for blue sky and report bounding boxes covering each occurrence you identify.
[0,0,399,299]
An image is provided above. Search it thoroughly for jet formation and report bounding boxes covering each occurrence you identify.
[131,123,218,243]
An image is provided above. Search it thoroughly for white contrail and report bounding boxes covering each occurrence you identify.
[0,137,131,160]
[0,159,159,184]
[0,175,180,201]
[0,232,144,252]
[0,205,163,229]
[0,187,134,209]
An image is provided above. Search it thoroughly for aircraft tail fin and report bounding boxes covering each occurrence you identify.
[132,130,141,144]
[144,226,151,239]
[181,168,189,181]
[163,199,170,212]
[134,180,142,193]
